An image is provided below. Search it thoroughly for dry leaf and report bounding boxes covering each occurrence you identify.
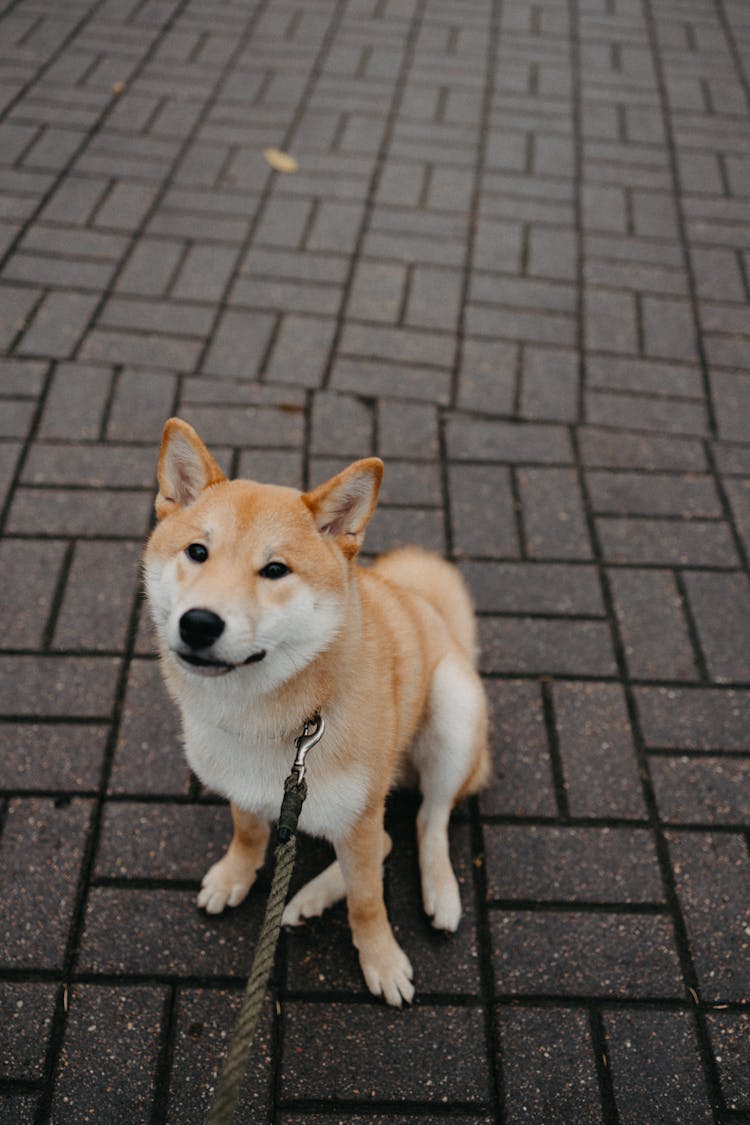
[264,147,298,174]
[111,81,126,95]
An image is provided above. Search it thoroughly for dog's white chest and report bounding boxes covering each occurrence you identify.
[183,718,368,841]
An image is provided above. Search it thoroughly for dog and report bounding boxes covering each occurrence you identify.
[143,417,490,1006]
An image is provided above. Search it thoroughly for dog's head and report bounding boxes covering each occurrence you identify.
[143,417,382,688]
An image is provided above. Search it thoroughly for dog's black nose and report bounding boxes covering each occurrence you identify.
[179,608,225,649]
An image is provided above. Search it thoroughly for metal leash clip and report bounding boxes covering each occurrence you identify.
[291,713,325,784]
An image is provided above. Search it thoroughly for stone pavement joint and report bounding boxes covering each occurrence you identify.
[0,0,749,1122]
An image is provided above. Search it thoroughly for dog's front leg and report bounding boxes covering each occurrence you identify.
[336,813,414,1007]
[198,803,270,914]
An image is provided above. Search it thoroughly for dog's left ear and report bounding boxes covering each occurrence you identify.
[303,458,383,558]
[155,417,226,520]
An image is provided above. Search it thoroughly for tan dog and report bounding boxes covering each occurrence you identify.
[143,418,490,1006]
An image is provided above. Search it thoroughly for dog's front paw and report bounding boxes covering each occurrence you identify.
[359,937,414,1008]
[197,856,256,914]
[282,861,347,926]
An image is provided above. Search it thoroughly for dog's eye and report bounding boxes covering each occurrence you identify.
[186,543,208,563]
[259,561,290,580]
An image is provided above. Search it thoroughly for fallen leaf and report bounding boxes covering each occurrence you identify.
[111,81,126,95]
[264,147,298,174]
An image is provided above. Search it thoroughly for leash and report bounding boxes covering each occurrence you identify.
[205,714,325,1125]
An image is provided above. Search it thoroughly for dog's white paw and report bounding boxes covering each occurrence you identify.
[282,861,347,926]
[359,938,415,1008]
[197,857,256,914]
[422,870,462,933]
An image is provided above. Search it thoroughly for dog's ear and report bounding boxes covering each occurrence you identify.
[303,458,383,558]
[155,418,226,520]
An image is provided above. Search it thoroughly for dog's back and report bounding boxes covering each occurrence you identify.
[370,546,478,664]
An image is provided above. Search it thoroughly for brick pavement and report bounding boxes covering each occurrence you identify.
[0,0,749,1121]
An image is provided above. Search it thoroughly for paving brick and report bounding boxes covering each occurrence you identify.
[95,801,233,880]
[80,326,203,372]
[604,1009,712,1124]
[586,471,720,517]
[168,991,273,1124]
[348,259,406,323]
[642,295,700,363]
[520,346,578,422]
[53,985,165,1124]
[179,403,304,449]
[706,1011,750,1111]
[650,756,750,825]
[711,370,750,444]
[377,399,438,460]
[497,1007,602,1124]
[479,680,556,817]
[579,427,706,472]
[485,826,662,903]
[93,180,157,230]
[115,236,185,296]
[99,296,214,338]
[518,467,591,559]
[107,366,178,441]
[264,314,336,388]
[596,517,737,567]
[491,910,682,997]
[0,284,42,352]
[584,288,638,354]
[449,464,518,557]
[52,540,140,652]
[108,658,190,796]
[461,561,603,616]
[237,448,304,489]
[0,655,119,718]
[201,308,276,379]
[310,391,372,457]
[366,505,444,554]
[339,321,454,369]
[447,417,572,463]
[554,682,647,819]
[610,568,698,681]
[0,797,91,969]
[38,361,112,440]
[21,442,156,489]
[0,538,67,649]
[6,487,152,537]
[406,265,463,331]
[457,339,517,415]
[0,722,107,791]
[479,618,616,677]
[668,831,750,1002]
[636,687,750,752]
[282,1002,488,1103]
[332,356,452,404]
[0,982,56,1084]
[682,571,750,683]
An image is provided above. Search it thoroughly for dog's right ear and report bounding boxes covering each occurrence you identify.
[155,418,226,520]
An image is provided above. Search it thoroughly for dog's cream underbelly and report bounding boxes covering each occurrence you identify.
[184,720,369,841]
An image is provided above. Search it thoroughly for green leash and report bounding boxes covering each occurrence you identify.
[205,715,325,1125]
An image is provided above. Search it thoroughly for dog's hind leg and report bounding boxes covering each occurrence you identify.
[282,831,391,927]
[198,803,270,914]
[412,652,489,932]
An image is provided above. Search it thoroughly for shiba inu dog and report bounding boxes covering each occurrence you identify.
[143,417,490,1006]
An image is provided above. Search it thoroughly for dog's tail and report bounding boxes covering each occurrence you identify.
[371,546,478,664]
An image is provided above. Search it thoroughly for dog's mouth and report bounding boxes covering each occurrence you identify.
[175,649,267,675]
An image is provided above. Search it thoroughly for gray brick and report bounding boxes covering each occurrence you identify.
[447,416,572,463]
[473,216,522,272]
[479,618,616,677]
[596,517,737,567]
[109,658,189,796]
[282,1003,487,1103]
[80,327,202,371]
[611,568,698,681]
[587,355,703,399]
[6,487,152,537]
[99,296,213,338]
[22,126,86,171]
[585,289,638,354]
[0,982,57,1081]
[642,295,699,362]
[461,561,604,616]
[579,427,706,472]
[40,173,109,225]
[498,1008,601,1125]
[406,265,463,331]
[38,362,112,440]
[636,687,750,751]
[587,471,719,516]
[0,721,107,791]
[518,467,592,559]
[712,371,750,444]
[0,284,42,352]
[0,399,34,438]
[554,682,646,819]
[53,541,140,652]
[3,251,117,291]
[93,180,157,230]
[651,756,750,825]
[201,309,276,379]
[706,1011,750,1111]
[377,399,438,459]
[467,301,577,347]
[450,464,519,557]
[339,322,454,368]
[480,680,556,817]
[668,831,750,1002]
[605,1010,712,1125]
[520,346,579,422]
[306,200,364,253]
[457,339,517,415]
[366,505,444,554]
[179,404,303,449]
[527,225,577,280]
[237,448,303,488]
[17,292,99,359]
[170,243,239,303]
[0,798,92,969]
[491,911,682,997]
[348,259,406,323]
[587,390,708,437]
[264,314,335,388]
[582,182,627,231]
[683,571,750,683]
[310,391,372,456]
[486,826,662,903]
[332,356,451,403]
[53,985,165,1124]
[0,538,67,649]
[116,237,185,296]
